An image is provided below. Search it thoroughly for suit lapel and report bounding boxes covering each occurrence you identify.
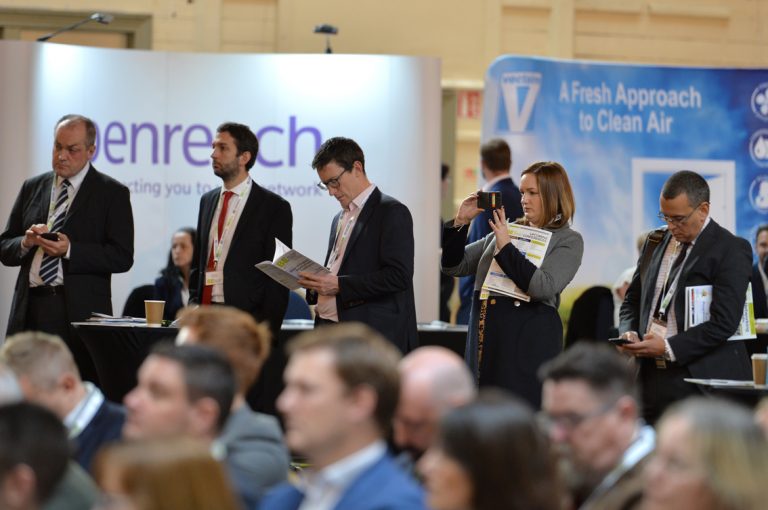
[672,220,717,321]
[228,182,261,254]
[340,188,381,269]
[200,188,221,256]
[325,212,342,266]
[641,231,672,328]
[37,173,55,224]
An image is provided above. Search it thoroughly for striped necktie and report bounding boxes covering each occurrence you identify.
[39,179,71,285]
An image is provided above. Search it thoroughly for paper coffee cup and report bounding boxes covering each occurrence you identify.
[752,354,767,386]
[145,300,165,327]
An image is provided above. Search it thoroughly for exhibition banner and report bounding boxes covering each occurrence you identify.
[0,41,441,333]
[482,55,768,301]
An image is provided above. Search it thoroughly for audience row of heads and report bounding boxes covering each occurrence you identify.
[1,311,767,510]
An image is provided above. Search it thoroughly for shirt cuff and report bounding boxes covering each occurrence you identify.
[663,338,676,362]
[65,244,71,259]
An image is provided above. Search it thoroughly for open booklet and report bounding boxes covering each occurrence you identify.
[255,238,330,290]
[480,223,552,301]
[684,283,756,340]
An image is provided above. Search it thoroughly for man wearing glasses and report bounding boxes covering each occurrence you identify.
[539,343,654,510]
[298,137,417,353]
[619,170,752,424]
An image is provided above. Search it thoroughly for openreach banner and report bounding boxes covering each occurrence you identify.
[483,55,768,303]
[0,41,440,333]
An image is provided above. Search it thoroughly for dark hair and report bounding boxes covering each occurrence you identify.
[441,163,450,181]
[538,342,638,403]
[661,170,710,208]
[439,390,563,510]
[161,227,197,279]
[150,343,236,432]
[755,224,768,242]
[480,139,512,172]
[520,161,575,228]
[216,122,259,170]
[55,114,97,148]
[311,137,365,173]
[287,323,400,434]
[0,402,69,504]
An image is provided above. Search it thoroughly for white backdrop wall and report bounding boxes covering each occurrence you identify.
[0,41,441,336]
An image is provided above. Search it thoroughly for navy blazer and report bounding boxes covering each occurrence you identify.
[0,165,134,334]
[307,188,417,353]
[189,181,292,339]
[259,454,425,510]
[620,220,752,380]
[74,399,125,473]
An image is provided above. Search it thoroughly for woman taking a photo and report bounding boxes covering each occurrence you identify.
[441,161,583,408]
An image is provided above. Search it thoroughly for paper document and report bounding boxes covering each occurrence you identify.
[255,238,330,290]
[684,283,756,341]
[480,224,552,301]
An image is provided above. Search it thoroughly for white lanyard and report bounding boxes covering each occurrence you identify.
[659,242,686,313]
[46,177,72,229]
[327,211,355,269]
[211,178,251,268]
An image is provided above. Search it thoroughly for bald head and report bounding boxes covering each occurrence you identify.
[394,347,475,456]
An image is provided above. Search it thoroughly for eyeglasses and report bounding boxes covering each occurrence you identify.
[537,399,617,432]
[316,168,350,191]
[657,203,706,226]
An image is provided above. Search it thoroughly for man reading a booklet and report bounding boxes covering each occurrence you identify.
[619,170,753,425]
[297,137,417,353]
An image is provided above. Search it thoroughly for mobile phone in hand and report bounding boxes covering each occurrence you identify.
[608,337,631,346]
[40,232,60,241]
[477,191,502,210]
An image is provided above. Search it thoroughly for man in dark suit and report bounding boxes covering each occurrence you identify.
[261,323,425,510]
[189,122,292,341]
[619,170,752,424]
[456,138,523,324]
[0,114,134,382]
[750,224,768,319]
[0,331,125,473]
[298,137,417,353]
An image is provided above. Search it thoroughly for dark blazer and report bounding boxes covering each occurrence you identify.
[750,262,768,319]
[74,399,125,473]
[190,181,292,339]
[307,188,417,353]
[0,165,134,334]
[153,273,185,321]
[259,453,426,510]
[620,220,752,381]
[458,176,523,310]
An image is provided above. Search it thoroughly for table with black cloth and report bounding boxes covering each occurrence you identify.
[73,320,468,416]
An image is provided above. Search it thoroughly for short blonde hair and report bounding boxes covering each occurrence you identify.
[0,331,79,388]
[176,306,271,394]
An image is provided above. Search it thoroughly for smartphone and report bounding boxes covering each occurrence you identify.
[477,191,502,210]
[608,337,631,346]
[40,232,59,241]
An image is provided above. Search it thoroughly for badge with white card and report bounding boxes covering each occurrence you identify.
[205,271,223,286]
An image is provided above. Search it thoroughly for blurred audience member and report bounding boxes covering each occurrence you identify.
[122,343,259,507]
[0,403,70,510]
[153,226,196,320]
[439,163,454,323]
[643,397,768,510]
[0,331,124,473]
[539,343,653,510]
[456,138,524,325]
[394,346,476,465]
[176,306,290,498]
[0,361,98,510]
[261,323,425,510]
[611,232,648,333]
[94,436,241,510]
[418,389,562,510]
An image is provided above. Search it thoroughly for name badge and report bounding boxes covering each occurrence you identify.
[205,271,223,286]
[649,319,668,369]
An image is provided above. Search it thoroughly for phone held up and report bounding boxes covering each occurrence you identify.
[477,191,502,210]
[39,232,60,241]
[608,337,631,346]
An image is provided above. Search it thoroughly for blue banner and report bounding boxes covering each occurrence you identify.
[483,56,768,302]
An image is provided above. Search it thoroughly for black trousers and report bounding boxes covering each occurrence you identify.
[25,289,99,384]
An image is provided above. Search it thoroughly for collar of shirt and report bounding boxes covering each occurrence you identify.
[482,172,510,191]
[57,161,90,193]
[344,183,376,214]
[64,381,105,438]
[299,440,386,498]
[223,175,251,196]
